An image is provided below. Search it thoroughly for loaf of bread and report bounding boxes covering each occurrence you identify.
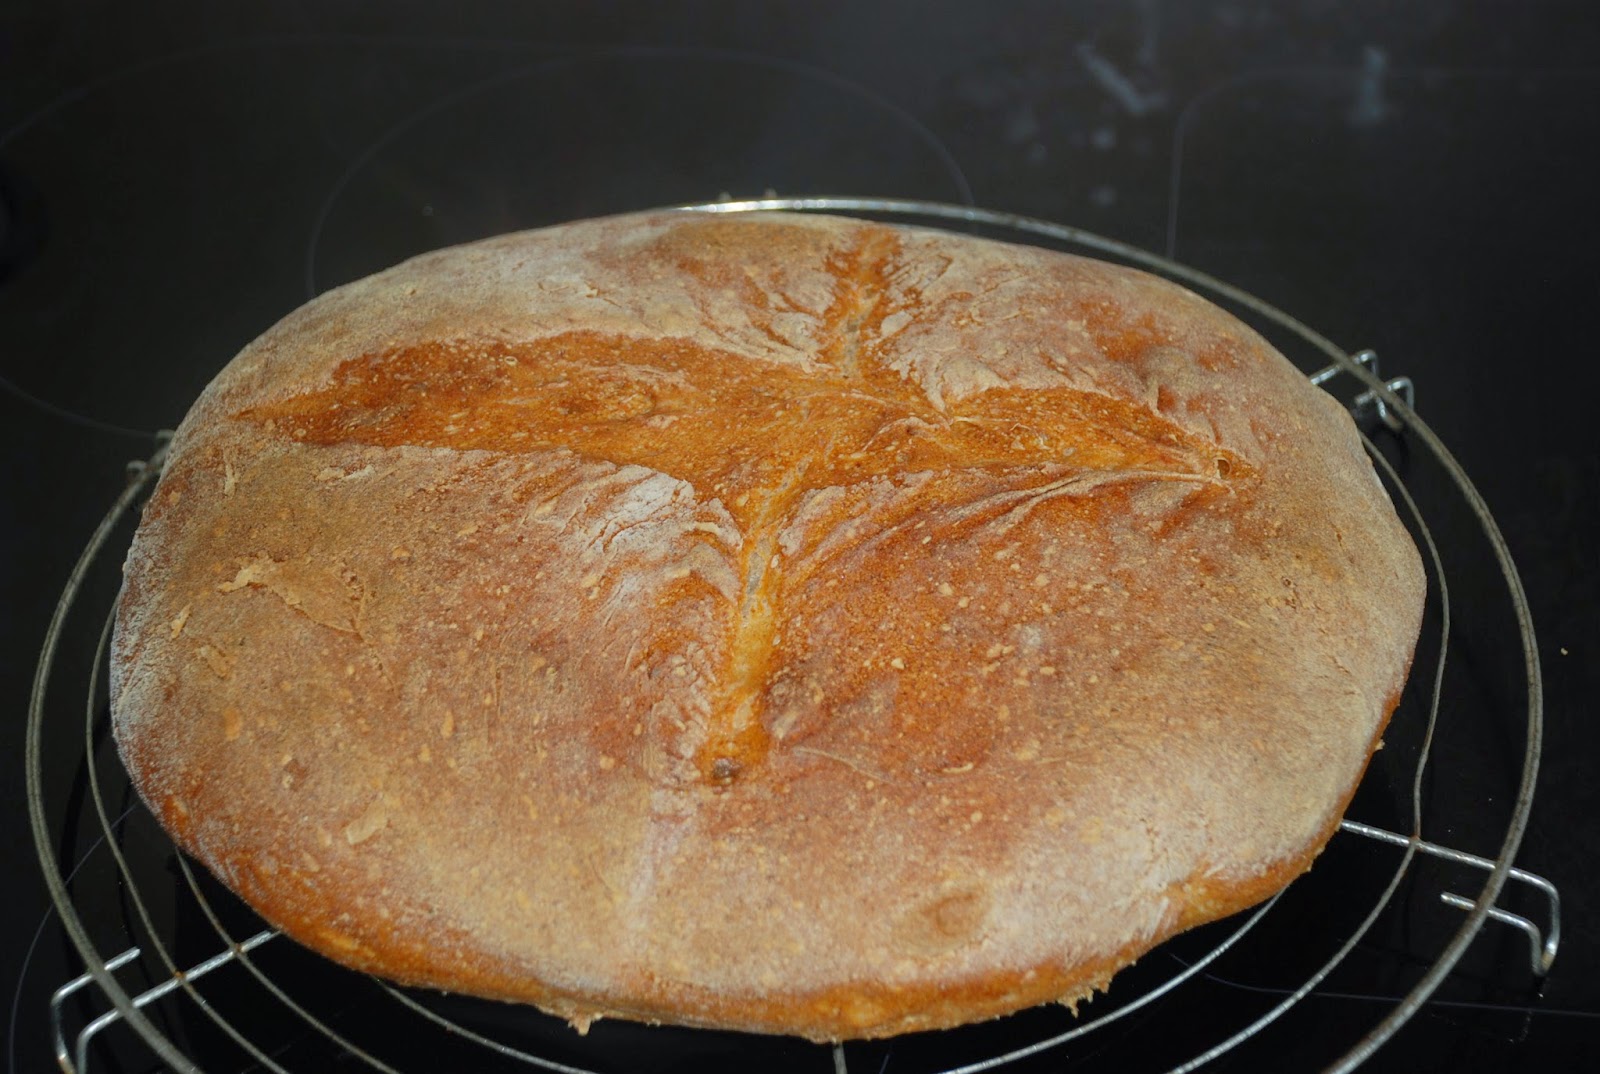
[110,210,1425,1041]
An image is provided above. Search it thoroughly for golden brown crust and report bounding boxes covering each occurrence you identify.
[110,211,1425,1041]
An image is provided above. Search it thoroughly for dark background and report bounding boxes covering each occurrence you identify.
[4,2,1596,1071]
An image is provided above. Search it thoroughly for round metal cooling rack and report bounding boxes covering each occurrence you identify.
[27,198,1559,1074]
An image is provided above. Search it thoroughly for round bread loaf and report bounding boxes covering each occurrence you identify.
[110,210,1424,1041]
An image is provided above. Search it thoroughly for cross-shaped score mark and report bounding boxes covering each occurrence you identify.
[246,327,1238,787]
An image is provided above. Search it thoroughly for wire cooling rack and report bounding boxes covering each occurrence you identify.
[25,199,1559,1073]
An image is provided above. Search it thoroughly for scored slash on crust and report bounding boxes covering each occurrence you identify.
[240,226,1244,789]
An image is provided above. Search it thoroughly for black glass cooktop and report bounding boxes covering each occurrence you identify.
[5,3,1597,1072]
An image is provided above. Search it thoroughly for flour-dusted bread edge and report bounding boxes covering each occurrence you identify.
[111,211,1425,1041]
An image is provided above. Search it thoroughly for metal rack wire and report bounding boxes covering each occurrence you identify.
[26,199,1559,1073]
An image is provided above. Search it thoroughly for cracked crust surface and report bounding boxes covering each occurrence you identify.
[110,211,1425,1041]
